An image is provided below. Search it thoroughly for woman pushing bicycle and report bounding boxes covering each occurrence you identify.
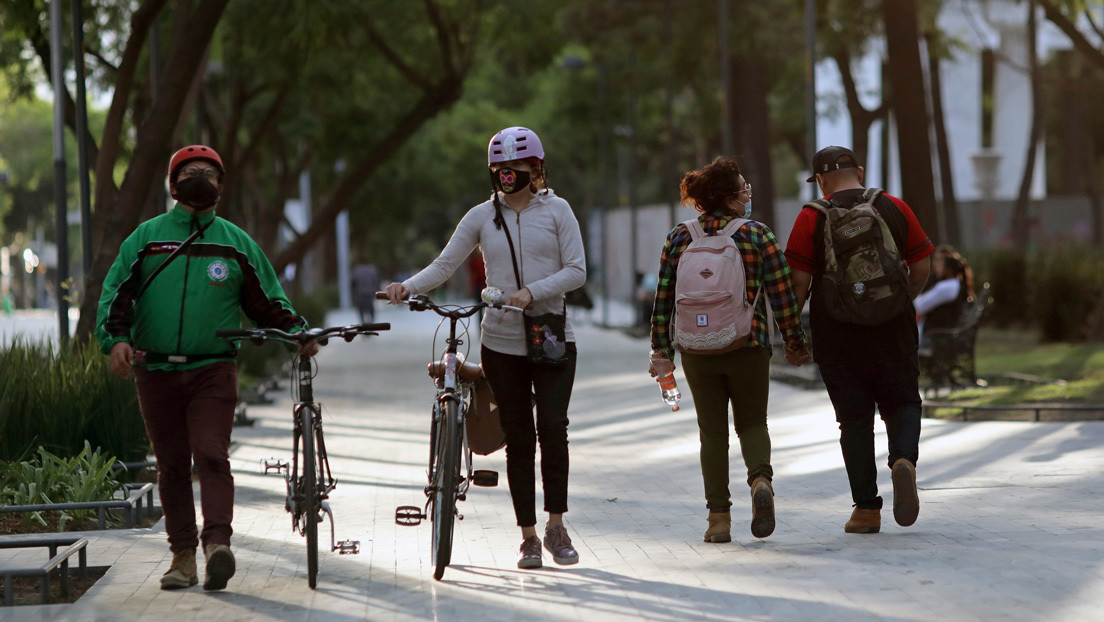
[385,126,586,569]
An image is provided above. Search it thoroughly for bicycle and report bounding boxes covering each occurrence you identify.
[383,290,519,581]
[215,322,389,589]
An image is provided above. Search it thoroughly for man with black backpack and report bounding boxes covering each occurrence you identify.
[96,145,317,592]
[785,146,932,534]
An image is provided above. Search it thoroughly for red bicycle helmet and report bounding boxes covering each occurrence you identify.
[168,145,224,182]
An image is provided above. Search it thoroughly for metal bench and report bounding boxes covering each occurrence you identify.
[0,535,89,606]
[918,282,992,393]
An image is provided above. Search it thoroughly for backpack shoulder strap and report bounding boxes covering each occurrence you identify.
[804,198,833,214]
[682,218,706,241]
[859,187,883,204]
[720,218,748,237]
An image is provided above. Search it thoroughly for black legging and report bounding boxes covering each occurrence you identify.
[480,343,577,527]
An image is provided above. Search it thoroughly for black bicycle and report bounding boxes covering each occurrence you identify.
[383,291,518,580]
[216,322,389,589]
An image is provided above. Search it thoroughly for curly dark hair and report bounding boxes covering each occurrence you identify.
[679,156,744,215]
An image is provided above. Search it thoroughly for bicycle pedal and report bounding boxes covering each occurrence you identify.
[334,539,360,554]
[395,505,425,526]
[472,469,499,487]
[261,457,288,475]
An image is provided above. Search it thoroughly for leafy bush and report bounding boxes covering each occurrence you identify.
[0,339,148,463]
[0,442,126,530]
[972,248,1030,328]
[1031,247,1104,342]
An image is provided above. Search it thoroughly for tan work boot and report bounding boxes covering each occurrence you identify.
[892,458,920,527]
[160,547,198,590]
[203,544,236,591]
[704,511,732,543]
[749,477,775,538]
[844,508,881,534]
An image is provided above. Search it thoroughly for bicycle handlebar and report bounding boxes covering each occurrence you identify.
[375,292,521,319]
[215,323,391,347]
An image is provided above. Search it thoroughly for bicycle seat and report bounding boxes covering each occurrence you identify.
[427,360,484,381]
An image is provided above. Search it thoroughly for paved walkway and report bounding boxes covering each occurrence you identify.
[3,303,1104,621]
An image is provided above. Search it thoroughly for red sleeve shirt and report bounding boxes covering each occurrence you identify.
[784,191,933,273]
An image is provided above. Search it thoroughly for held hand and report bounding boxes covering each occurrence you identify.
[298,341,320,358]
[110,342,134,378]
[784,343,811,367]
[384,282,409,303]
[506,286,533,310]
[649,353,675,378]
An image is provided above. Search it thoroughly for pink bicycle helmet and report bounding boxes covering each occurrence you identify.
[487,126,544,165]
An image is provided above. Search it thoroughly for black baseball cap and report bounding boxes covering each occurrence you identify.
[806,146,859,182]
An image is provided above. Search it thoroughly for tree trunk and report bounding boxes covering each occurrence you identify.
[732,53,775,228]
[926,32,960,248]
[75,0,230,343]
[831,46,888,168]
[1010,1,1041,246]
[883,0,939,242]
[272,74,465,272]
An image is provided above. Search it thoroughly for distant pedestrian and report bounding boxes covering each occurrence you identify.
[914,245,974,341]
[352,261,382,323]
[648,156,810,543]
[95,145,317,591]
[785,146,932,534]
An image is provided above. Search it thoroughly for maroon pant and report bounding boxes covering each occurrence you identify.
[135,362,238,552]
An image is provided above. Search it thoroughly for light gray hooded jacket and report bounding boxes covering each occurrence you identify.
[402,189,587,356]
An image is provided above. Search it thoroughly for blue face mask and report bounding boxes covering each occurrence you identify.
[741,199,752,219]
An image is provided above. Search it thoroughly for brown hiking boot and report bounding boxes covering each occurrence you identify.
[704,511,731,543]
[750,477,775,538]
[892,458,920,527]
[844,508,881,534]
[203,544,236,591]
[160,548,198,590]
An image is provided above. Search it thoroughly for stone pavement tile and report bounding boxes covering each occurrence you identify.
[18,313,1104,620]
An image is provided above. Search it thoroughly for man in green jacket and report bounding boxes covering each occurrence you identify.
[96,145,317,591]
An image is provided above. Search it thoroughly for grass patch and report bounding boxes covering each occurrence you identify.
[928,327,1104,414]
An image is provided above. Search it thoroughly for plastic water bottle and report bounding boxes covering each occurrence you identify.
[657,372,681,411]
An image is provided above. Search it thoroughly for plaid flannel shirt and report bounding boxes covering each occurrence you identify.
[649,213,807,360]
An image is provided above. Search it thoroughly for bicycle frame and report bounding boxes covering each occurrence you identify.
[390,293,517,580]
[216,322,389,588]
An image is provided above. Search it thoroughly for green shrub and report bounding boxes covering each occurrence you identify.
[0,441,126,530]
[973,248,1030,328]
[0,339,148,463]
[1031,247,1104,342]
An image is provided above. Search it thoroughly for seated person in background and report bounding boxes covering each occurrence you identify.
[914,245,974,341]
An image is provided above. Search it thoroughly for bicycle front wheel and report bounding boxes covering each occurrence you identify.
[431,400,461,580]
[301,404,320,589]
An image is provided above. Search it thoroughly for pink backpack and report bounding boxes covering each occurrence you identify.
[674,218,758,355]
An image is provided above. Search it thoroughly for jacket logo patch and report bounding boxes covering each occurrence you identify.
[207,260,229,282]
[699,268,714,279]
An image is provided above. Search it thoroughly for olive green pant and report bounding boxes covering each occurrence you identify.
[681,346,773,511]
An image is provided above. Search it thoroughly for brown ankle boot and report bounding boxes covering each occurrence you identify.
[844,508,881,534]
[160,548,198,590]
[203,544,236,591]
[892,458,919,527]
[749,477,775,538]
[704,511,731,543]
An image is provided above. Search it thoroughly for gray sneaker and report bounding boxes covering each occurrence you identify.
[517,536,543,569]
[544,524,579,565]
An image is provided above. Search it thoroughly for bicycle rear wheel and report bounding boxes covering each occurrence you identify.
[431,400,461,580]
[301,404,319,589]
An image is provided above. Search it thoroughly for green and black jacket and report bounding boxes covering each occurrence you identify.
[95,204,306,371]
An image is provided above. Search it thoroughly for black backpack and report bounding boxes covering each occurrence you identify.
[807,188,912,326]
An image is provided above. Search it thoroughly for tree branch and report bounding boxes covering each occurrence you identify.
[363,20,430,89]
[1038,0,1104,73]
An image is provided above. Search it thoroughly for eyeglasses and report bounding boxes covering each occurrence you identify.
[182,165,220,181]
[740,182,752,198]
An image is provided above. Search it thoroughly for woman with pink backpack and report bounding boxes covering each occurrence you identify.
[647,156,810,543]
